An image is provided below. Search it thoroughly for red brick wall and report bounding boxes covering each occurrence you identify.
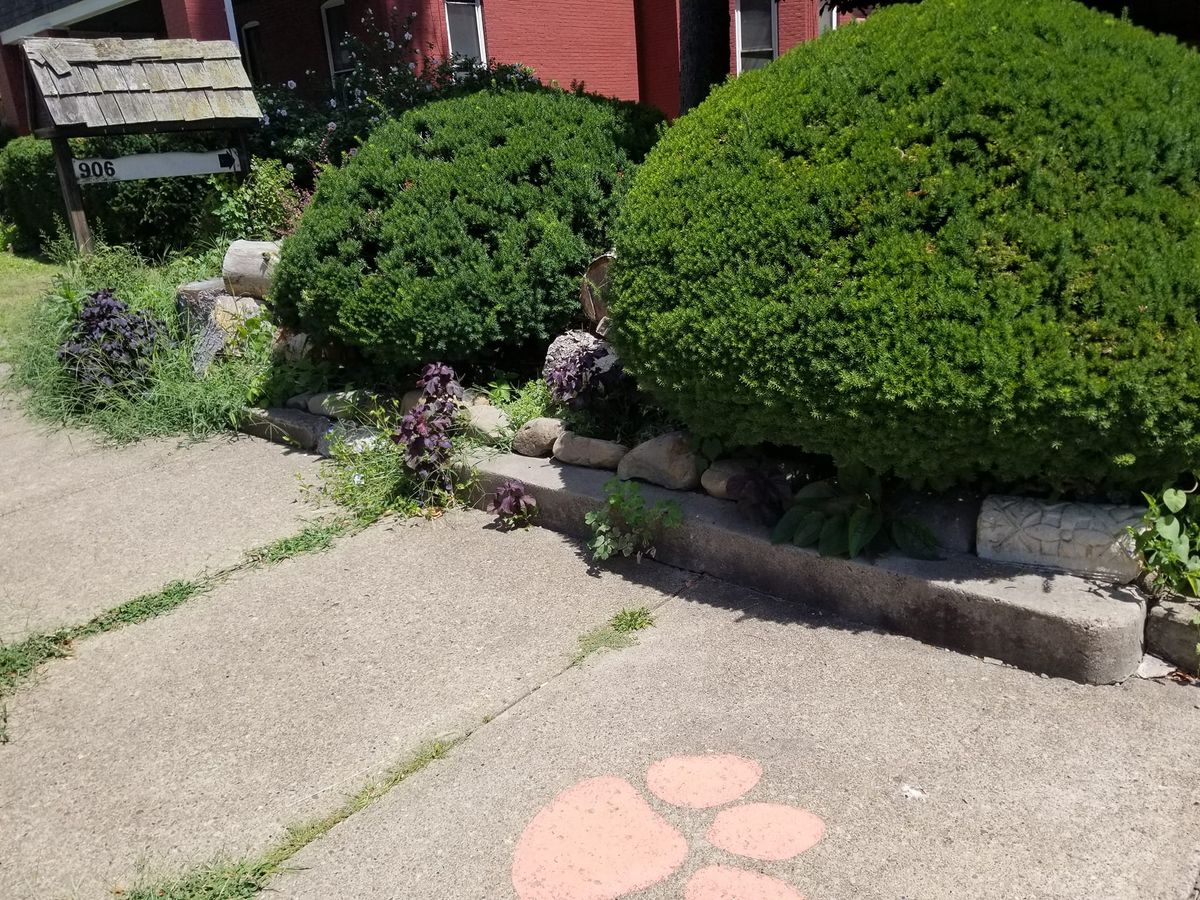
[162,0,231,40]
[635,0,680,117]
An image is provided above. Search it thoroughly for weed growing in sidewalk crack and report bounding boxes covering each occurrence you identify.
[572,606,656,665]
[0,519,356,705]
[124,738,458,900]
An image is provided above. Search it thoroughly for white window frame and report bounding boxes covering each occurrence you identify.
[444,0,487,63]
[734,0,779,74]
[321,0,353,81]
[820,4,840,35]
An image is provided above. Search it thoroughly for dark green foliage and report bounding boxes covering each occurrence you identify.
[0,134,219,254]
[612,0,1200,493]
[273,89,661,378]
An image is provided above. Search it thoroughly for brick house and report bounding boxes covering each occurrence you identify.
[0,0,860,131]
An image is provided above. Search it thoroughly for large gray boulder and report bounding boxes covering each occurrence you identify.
[307,390,380,422]
[464,405,511,442]
[223,240,281,300]
[513,417,566,458]
[700,459,756,500]
[617,431,704,491]
[552,432,628,470]
[542,330,619,382]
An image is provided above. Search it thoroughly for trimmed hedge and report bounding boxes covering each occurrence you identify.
[273,89,660,375]
[611,0,1200,493]
[0,134,219,254]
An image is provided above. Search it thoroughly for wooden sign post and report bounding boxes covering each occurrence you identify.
[21,37,263,255]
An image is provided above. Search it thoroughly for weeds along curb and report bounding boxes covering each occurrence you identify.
[0,518,359,706]
[471,453,1148,685]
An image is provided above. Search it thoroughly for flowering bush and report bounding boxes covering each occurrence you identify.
[252,9,541,170]
[57,289,171,390]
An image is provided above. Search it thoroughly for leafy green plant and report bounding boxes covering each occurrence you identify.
[1129,484,1200,597]
[611,0,1200,493]
[585,479,683,562]
[273,89,660,378]
[208,157,306,240]
[609,606,654,633]
[770,466,939,560]
[12,244,270,443]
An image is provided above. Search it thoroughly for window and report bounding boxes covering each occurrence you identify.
[736,0,776,73]
[445,0,485,64]
[321,0,353,81]
[241,21,263,84]
[819,4,839,35]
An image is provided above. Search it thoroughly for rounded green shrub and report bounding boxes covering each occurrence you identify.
[273,89,660,375]
[611,0,1200,492]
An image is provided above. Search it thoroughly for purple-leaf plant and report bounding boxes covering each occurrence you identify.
[491,480,538,528]
[392,362,463,500]
[547,346,615,407]
[57,289,170,390]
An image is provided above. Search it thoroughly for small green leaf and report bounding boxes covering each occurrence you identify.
[891,517,941,560]
[791,510,826,547]
[771,506,809,544]
[1164,488,1187,514]
[848,505,885,558]
[818,514,850,557]
[792,479,836,507]
[1157,515,1181,542]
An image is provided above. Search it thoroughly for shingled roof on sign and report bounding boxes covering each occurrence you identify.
[21,37,262,138]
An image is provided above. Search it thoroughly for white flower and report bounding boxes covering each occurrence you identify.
[286,163,295,172]
[262,113,270,125]
[404,32,412,41]
[286,79,297,89]
[408,61,416,71]
[279,108,288,117]
[327,121,337,131]
[352,473,364,486]
[329,98,338,108]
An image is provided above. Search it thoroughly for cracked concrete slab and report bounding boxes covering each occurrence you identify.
[0,511,690,899]
[276,577,1200,900]
[0,416,322,640]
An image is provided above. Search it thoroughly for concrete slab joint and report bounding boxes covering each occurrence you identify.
[473,453,1147,685]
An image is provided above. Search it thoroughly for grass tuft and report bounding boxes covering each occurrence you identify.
[242,519,353,566]
[571,606,657,665]
[609,606,654,633]
[125,739,458,900]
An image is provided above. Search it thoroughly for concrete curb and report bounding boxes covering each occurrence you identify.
[1146,598,1199,674]
[474,453,1146,685]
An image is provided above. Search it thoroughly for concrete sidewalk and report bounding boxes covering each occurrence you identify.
[277,577,1200,900]
[0,402,321,640]
[0,513,690,899]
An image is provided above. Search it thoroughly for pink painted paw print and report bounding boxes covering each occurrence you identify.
[512,754,825,900]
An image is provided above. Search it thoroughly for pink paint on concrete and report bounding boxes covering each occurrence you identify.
[686,864,808,900]
[645,753,763,809]
[511,776,688,900]
[706,802,825,861]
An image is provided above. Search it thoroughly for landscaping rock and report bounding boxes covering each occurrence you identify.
[223,240,281,300]
[618,431,704,491]
[464,405,511,442]
[239,407,329,453]
[307,390,379,422]
[400,390,423,414]
[286,392,315,411]
[977,495,1144,580]
[175,277,226,326]
[513,417,566,458]
[542,330,619,381]
[316,423,383,458]
[1146,598,1199,673]
[701,459,756,500]
[553,432,628,470]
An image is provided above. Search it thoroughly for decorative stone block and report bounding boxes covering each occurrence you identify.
[223,240,281,300]
[976,495,1145,580]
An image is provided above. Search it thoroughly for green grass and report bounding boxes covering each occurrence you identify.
[126,738,458,900]
[571,606,656,665]
[9,244,275,444]
[0,518,355,703]
[0,251,60,362]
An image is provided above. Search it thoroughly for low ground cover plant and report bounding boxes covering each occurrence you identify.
[12,245,273,442]
[611,0,1200,495]
[490,480,538,529]
[586,479,683,562]
[1131,483,1200,598]
[273,88,661,380]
